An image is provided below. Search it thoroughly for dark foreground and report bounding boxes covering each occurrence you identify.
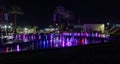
[0,40,120,64]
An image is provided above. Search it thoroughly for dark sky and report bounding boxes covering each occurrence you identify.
[1,0,120,27]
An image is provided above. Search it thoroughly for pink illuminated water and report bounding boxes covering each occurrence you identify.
[17,45,20,51]
[0,32,109,53]
[5,47,9,53]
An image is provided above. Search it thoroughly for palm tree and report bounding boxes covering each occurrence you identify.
[63,10,74,26]
[55,5,65,26]
[9,6,24,33]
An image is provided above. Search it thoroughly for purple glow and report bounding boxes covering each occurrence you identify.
[77,33,80,36]
[53,38,56,43]
[62,37,65,47]
[55,43,58,47]
[59,38,62,43]
[23,34,26,40]
[15,35,18,39]
[39,35,41,39]
[17,45,20,51]
[66,38,70,46]
[95,33,98,37]
[50,39,52,43]
[85,33,89,37]
[73,33,77,36]
[81,33,83,36]
[84,38,88,44]
[25,35,28,40]
[31,35,34,40]
[98,34,101,37]
[92,33,94,37]
[69,33,72,36]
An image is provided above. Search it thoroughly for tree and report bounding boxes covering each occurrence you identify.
[63,10,74,25]
[9,6,24,33]
[55,5,65,25]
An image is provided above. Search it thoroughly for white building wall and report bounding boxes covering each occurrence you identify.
[84,24,105,33]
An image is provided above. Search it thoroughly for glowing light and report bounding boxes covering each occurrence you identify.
[92,33,94,37]
[77,33,80,36]
[95,33,98,37]
[66,38,70,46]
[98,34,101,37]
[59,38,62,43]
[19,35,21,40]
[8,25,11,28]
[102,34,106,38]
[50,39,52,43]
[15,35,18,39]
[39,35,41,39]
[85,33,89,37]
[24,28,28,31]
[69,33,72,36]
[4,25,7,28]
[50,34,53,40]
[23,34,26,39]
[107,22,110,26]
[46,40,49,47]
[53,38,56,43]
[10,23,13,25]
[74,33,77,36]
[45,35,48,40]
[31,35,34,40]
[84,38,88,44]
[81,33,83,36]
[17,45,20,51]
[5,47,9,53]
[25,35,28,39]
[0,32,109,53]
[56,24,58,26]
[62,37,65,47]
[81,38,85,45]
[43,41,46,48]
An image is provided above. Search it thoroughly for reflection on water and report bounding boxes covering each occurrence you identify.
[0,32,108,53]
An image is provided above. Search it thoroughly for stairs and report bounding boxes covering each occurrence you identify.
[107,27,120,34]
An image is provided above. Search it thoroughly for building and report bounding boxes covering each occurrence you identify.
[83,24,105,33]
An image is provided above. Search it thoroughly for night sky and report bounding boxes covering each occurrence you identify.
[1,0,120,28]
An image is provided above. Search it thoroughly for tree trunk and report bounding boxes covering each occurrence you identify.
[14,14,17,34]
[59,15,61,25]
[59,15,62,30]
[53,12,56,30]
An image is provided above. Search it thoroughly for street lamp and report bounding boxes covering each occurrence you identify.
[8,25,11,28]
[24,27,28,34]
[24,28,28,31]
[4,25,7,29]
[107,22,110,26]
